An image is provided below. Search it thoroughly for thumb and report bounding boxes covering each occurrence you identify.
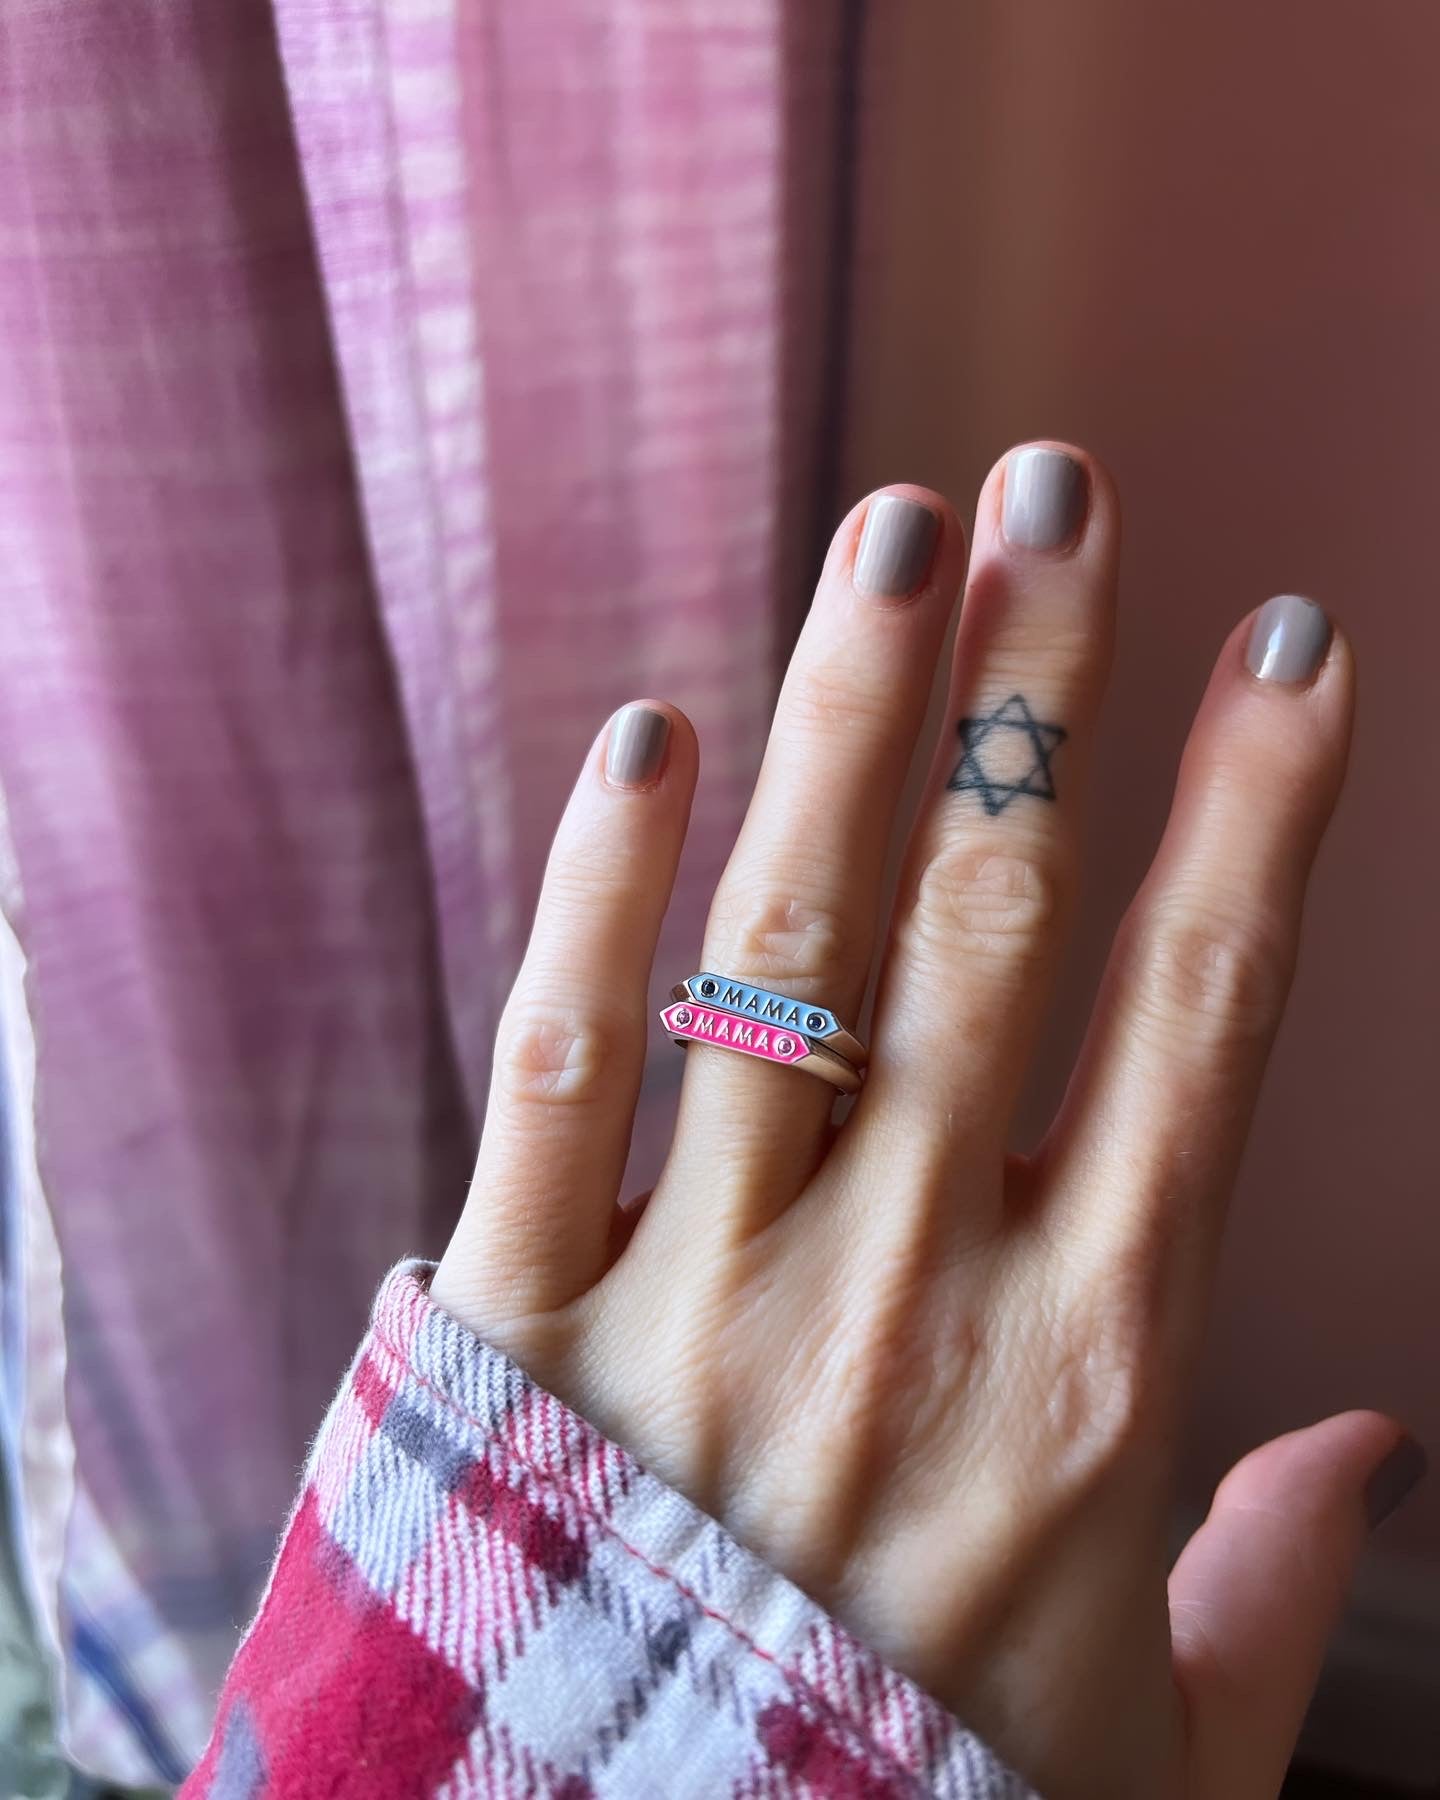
[1168,1411,1426,1800]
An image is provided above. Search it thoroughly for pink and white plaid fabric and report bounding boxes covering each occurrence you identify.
[0,0,848,1781]
[183,1266,1035,1800]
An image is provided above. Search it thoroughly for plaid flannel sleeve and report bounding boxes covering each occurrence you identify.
[182,1262,1038,1799]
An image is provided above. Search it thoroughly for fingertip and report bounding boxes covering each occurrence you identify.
[840,482,966,605]
[1239,593,1338,691]
[601,699,698,793]
[1362,1424,1427,1531]
[1220,597,1354,697]
[1211,1410,1417,1540]
[1174,605,1355,820]
[1169,1410,1411,1797]
[861,479,963,536]
[973,440,1120,563]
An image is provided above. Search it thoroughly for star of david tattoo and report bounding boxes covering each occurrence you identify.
[946,694,1068,816]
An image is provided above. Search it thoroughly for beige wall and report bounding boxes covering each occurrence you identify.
[844,3,1439,1778]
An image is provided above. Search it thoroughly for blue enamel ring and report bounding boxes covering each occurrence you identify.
[661,972,866,1093]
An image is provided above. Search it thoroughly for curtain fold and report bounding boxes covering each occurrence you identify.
[0,0,475,1778]
[0,0,848,1780]
[271,0,847,1118]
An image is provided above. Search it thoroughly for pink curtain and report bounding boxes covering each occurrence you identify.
[0,0,848,1780]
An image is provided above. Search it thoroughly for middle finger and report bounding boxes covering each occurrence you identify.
[855,443,1119,1215]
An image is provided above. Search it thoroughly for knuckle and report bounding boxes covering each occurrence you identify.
[1127,904,1291,1051]
[780,660,894,743]
[495,1000,632,1108]
[1031,1291,1151,1499]
[906,844,1062,969]
[1049,1349,1146,1488]
[705,888,855,988]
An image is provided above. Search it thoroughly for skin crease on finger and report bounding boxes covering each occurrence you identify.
[434,451,1401,1800]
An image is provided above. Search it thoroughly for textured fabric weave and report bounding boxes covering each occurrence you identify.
[183,1266,1036,1799]
[0,0,847,1778]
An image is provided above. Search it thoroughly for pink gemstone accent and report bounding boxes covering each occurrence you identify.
[660,1003,809,1069]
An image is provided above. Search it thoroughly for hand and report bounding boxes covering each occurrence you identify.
[432,444,1422,1799]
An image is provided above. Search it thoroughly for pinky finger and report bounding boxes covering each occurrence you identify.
[1040,601,1355,1331]
[432,702,697,1329]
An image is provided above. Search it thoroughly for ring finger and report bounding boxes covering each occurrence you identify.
[657,485,967,1226]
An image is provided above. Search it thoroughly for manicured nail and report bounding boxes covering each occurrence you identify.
[1002,447,1089,551]
[1366,1433,1428,1530]
[605,705,670,789]
[1245,594,1333,685]
[853,495,941,600]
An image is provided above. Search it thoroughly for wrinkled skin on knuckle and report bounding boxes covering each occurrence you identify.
[906,844,1061,973]
[495,1001,631,1107]
[1030,1301,1150,1502]
[704,886,855,990]
[778,663,896,743]
[1125,904,1293,1056]
[541,862,627,917]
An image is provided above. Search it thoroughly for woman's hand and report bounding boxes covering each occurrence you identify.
[431,445,1421,1800]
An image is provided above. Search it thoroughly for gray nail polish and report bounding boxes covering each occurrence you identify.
[853,495,941,599]
[605,705,670,788]
[1245,594,1333,684]
[1366,1434,1428,1530]
[1002,447,1089,551]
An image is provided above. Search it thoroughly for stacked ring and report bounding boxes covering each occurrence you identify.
[660,972,867,1093]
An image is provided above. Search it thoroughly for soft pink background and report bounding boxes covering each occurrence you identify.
[843,0,1439,1676]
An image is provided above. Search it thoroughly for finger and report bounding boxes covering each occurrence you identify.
[1041,598,1355,1323]
[1171,1413,1425,1800]
[431,701,697,1329]
[854,444,1118,1200]
[657,486,967,1222]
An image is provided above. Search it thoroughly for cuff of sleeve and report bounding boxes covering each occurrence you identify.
[320,1259,1035,1799]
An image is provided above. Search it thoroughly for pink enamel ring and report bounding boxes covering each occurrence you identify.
[661,972,865,1093]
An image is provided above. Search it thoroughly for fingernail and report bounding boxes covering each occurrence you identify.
[605,705,670,789]
[1245,594,1333,685]
[1002,447,1089,551]
[1366,1433,1428,1530]
[853,494,941,600]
